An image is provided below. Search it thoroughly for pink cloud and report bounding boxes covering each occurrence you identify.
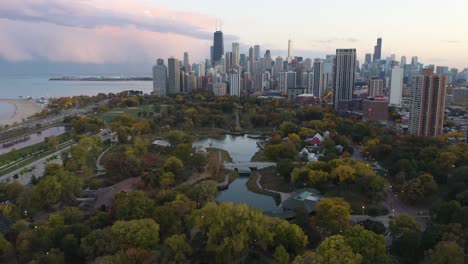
[0,0,224,64]
[0,18,210,64]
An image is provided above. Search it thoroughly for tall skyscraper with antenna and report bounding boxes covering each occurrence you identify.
[212,21,224,66]
[373,38,382,62]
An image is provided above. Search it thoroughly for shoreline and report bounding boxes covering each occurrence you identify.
[0,99,43,127]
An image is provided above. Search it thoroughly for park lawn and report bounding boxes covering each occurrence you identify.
[96,105,156,122]
[246,172,281,205]
[257,167,293,193]
[251,150,268,162]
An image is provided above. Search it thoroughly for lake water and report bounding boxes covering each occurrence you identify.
[193,134,261,162]
[0,102,15,121]
[0,126,68,155]
[193,134,278,212]
[0,74,153,99]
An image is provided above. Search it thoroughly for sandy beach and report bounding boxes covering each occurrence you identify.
[0,99,43,127]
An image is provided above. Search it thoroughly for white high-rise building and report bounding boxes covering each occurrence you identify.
[400,56,407,67]
[389,68,404,106]
[152,60,167,96]
[304,58,312,71]
[232,43,240,67]
[229,73,241,97]
[254,45,261,61]
[288,39,294,61]
[274,57,284,76]
[278,71,288,93]
[302,72,314,94]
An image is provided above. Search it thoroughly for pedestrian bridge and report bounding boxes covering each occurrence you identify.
[223,162,276,171]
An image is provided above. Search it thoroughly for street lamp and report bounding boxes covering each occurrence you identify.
[392,209,395,217]
[362,205,365,215]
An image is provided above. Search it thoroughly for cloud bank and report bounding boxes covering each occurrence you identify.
[0,0,233,64]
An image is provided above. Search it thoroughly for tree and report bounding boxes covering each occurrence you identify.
[80,228,116,260]
[273,245,290,264]
[162,234,193,262]
[270,218,308,255]
[277,159,295,182]
[344,225,390,264]
[424,241,464,264]
[402,173,438,204]
[188,180,218,206]
[164,156,184,177]
[111,219,160,250]
[311,235,362,264]
[330,165,356,184]
[46,136,60,149]
[389,213,421,238]
[114,191,155,220]
[189,203,273,262]
[158,172,175,189]
[313,198,351,234]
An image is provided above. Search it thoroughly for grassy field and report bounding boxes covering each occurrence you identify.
[251,150,268,162]
[257,167,293,193]
[96,105,157,122]
[246,172,281,205]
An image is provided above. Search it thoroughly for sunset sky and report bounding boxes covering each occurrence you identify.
[0,0,467,70]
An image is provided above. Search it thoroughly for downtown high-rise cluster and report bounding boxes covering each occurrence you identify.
[153,30,467,136]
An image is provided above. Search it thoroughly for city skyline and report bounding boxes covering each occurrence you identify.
[0,0,467,71]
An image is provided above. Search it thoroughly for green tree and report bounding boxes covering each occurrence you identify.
[330,165,356,184]
[424,241,464,264]
[188,180,218,206]
[164,156,184,177]
[402,173,438,204]
[311,235,362,264]
[162,234,193,263]
[344,225,390,264]
[389,213,421,238]
[189,203,273,262]
[273,245,290,264]
[114,191,155,220]
[111,218,160,250]
[313,198,351,234]
[270,218,308,255]
[80,228,116,260]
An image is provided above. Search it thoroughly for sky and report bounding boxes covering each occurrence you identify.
[0,0,467,73]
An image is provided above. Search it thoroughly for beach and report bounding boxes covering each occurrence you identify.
[0,99,43,127]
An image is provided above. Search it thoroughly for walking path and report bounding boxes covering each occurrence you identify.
[0,145,73,185]
[223,161,276,170]
[96,144,113,172]
[255,172,291,202]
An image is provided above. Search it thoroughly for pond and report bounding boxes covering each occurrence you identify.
[0,126,68,155]
[193,134,278,212]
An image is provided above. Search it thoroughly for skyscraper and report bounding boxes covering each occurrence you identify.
[368,77,383,97]
[333,49,357,114]
[274,57,284,76]
[372,38,382,62]
[288,40,294,61]
[409,69,447,136]
[249,47,254,74]
[213,31,224,65]
[254,45,261,61]
[400,56,407,66]
[167,57,180,95]
[389,67,404,106]
[264,50,272,70]
[229,73,241,97]
[231,43,240,67]
[313,59,324,97]
[225,52,232,71]
[183,52,190,70]
[152,59,167,96]
[365,53,372,64]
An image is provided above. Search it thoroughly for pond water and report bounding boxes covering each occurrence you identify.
[193,134,278,212]
[0,126,68,155]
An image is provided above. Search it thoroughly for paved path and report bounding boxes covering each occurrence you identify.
[255,172,291,202]
[223,161,276,170]
[0,145,73,185]
[96,144,113,171]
